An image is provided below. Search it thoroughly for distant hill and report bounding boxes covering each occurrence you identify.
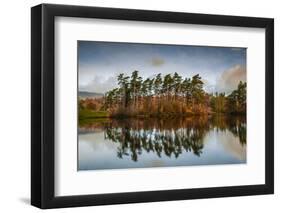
[79,91,104,99]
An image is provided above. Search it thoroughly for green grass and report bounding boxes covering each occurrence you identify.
[79,109,109,119]
[79,109,110,126]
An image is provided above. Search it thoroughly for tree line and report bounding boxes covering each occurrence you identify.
[80,70,246,117]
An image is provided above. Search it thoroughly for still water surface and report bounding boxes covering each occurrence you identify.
[78,116,246,170]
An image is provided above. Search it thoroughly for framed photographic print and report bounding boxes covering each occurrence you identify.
[31,4,274,209]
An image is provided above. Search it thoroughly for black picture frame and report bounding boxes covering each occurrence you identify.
[31,3,274,209]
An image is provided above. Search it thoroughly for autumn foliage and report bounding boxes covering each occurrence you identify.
[79,71,246,118]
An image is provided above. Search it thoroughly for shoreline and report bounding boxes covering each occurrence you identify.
[79,110,246,121]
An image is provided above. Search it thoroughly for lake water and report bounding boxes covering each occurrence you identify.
[78,115,246,170]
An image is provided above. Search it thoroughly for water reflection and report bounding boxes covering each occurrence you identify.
[78,115,246,170]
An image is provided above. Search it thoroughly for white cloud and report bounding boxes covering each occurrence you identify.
[216,65,246,93]
[79,75,118,94]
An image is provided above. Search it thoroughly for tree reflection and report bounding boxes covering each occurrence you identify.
[85,115,247,162]
[211,115,246,145]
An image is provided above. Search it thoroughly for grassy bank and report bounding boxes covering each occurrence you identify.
[79,108,245,121]
[79,109,110,126]
[79,108,207,120]
[79,109,109,119]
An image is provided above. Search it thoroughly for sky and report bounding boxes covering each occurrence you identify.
[78,41,246,94]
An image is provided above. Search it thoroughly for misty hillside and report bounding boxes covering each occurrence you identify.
[79,91,104,99]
